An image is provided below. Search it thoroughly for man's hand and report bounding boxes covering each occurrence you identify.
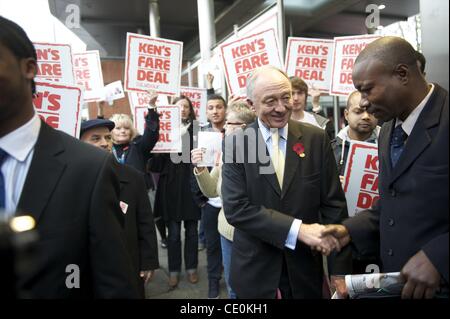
[140,270,155,285]
[309,85,322,113]
[227,94,242,106]
[330,275,348,299]
[400,250,441,299]
[298,223,341,256]
[97,100,107,118]
[206,72,214,89]
[321,224,351,248]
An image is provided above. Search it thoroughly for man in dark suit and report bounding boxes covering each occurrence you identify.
[0,16,138,298]
[221,65,351,299]
[323,36,449,299]
[80,119,159,298]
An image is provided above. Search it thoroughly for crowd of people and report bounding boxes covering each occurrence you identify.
[0,16,448,299]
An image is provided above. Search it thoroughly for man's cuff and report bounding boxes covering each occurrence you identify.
[285,219,302,250]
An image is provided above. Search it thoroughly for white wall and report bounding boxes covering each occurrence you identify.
[420,0,449,90]
[0,0,86,52]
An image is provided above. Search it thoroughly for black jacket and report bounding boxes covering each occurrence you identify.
[112,108,159,189]
[344,84,449,284]
[17,122,139,298]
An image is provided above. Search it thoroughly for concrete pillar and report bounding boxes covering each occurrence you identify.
[197,0,217,88]
[277,0,286,58]
[149,0,160,37]
[187,61,193,87]
[333,96,340,138]
[420,0,449,90]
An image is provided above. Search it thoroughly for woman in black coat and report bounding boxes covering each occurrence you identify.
[150,95,201,289]
[110,107,159,188]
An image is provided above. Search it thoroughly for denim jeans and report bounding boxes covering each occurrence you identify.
[202,204,222,281]
[220,235,236,299]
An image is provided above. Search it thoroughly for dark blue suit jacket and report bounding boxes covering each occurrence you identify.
[344,84,449,284]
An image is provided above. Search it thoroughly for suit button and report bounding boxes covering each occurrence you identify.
[390,189,397,197]
[388,218,395,226]
[388,249,393,256]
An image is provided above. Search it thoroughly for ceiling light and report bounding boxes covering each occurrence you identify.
[378,4,386,10]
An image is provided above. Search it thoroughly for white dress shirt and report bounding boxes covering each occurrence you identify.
[0,114,41,217]
[395,84,435,135]
[258,118,302,250]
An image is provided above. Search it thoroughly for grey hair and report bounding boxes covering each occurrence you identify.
[227,101,256,124]
[246,65,290,101]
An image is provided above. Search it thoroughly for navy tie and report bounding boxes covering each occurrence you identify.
[0,148,8,210]
[390,125,407,168]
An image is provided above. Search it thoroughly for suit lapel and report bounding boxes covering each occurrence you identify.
[281,120,303,198]
[390,85,444,184]
[251,122,281,196]
[17,123,66,223]
[379,120,394,179]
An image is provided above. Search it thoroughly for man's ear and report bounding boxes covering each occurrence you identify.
[344,109,349,122]
[393,63,409,85]
[22,57,37,81]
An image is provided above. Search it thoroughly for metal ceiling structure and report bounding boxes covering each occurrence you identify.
[49,0,420,60]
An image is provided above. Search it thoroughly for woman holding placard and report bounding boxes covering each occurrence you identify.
[150,96,201,290]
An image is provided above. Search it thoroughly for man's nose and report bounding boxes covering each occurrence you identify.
[100,138,108,148]
[275,99,287,112]
[361,111,371,120]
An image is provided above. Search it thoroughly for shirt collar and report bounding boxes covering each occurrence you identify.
[257,118,288,142]
[395,84,435,136]
[0,113,41,162]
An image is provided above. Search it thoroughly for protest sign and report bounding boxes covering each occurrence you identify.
[343,141,379,217]
[33,81,82,137]
[124,33,183,95]
[128,92,169,115]
[330,35,380,96]
[220,28,282,97]
[133,105,181,153]
[197,131,223,167]
[103,80,125,103]
[73,50,104,101]
[285,37,334,92]
[180,87,207,124]
[34,42,75,84]
[73,50,104,102]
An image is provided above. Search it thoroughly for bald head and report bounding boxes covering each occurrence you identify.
[246,65,290,101]
[352,36,431,122]
[346,91,361,110]
[355,36,420,74]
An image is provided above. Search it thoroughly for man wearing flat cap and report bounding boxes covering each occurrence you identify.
[80,119,159,298]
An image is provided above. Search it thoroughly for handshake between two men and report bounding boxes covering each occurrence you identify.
[298,223,348,256]
[297,223,444,299]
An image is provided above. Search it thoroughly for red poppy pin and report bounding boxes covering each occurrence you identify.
[293,143,305,158]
